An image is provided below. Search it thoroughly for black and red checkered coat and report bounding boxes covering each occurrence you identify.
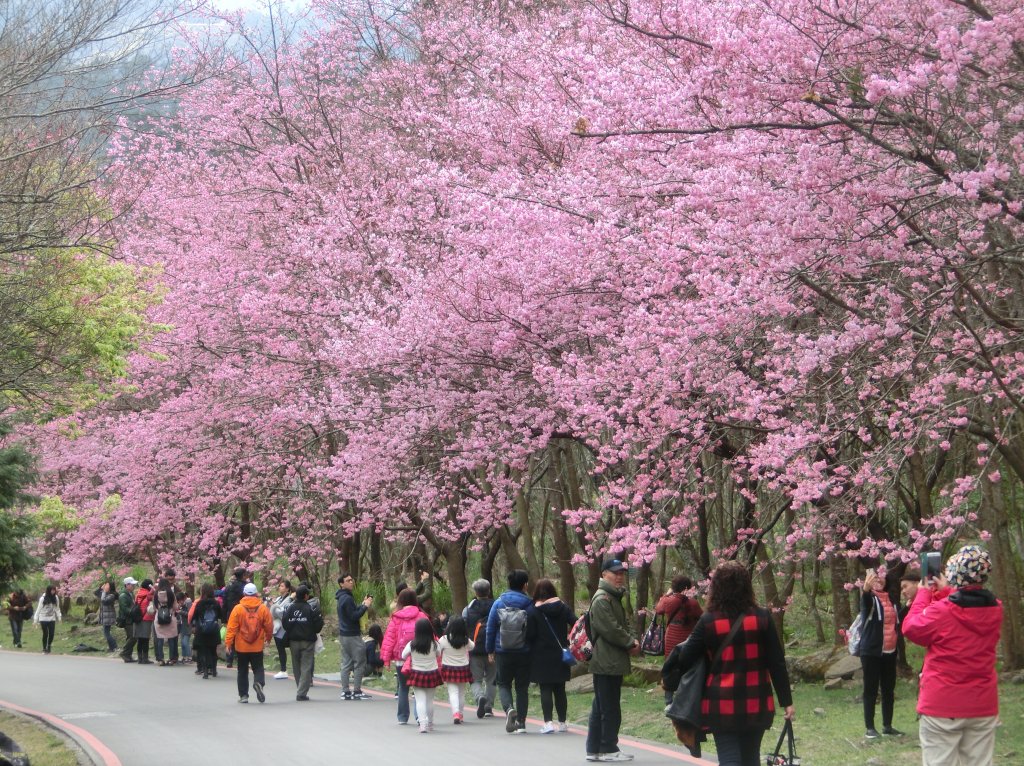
[672,607,793,733]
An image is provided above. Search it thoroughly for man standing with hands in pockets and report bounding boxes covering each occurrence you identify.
[336,572,374,700]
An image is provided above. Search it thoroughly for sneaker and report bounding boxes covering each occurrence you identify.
[453,712,463,724]
[477,696,487,719]
[539,722,555,734]
[340,690,353,700]
[419,724,428,734]
[296,695,309,701]
[274,671,288,680]
[351,691,372,700]
[505,708,518,733]
[483,707,494,718]
[427,722,434,732]
[254,682,265,704]
[238,696,249,704]
[557,722,569,733]
[883,726,904,736]
[512,725,527,735]
[865,728,881,739]
[598,753,634,762]
[585,756,601,762]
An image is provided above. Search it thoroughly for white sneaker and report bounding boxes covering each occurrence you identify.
[274,671,288,679]
[538,722,555,734]
[598,753,634,762]
[557,722,569,732]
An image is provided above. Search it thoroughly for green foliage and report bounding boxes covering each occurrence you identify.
[0,509,36,593]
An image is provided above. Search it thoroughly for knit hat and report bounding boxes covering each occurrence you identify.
[945,545,991,589]
[243,583,259,596]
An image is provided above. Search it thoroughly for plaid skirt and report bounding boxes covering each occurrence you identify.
[405,669,442,689]
[441,664,473,684]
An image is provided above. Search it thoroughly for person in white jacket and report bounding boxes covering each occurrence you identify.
[34,585,62,653]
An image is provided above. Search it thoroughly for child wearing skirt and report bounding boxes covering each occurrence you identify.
[402,617,442,733]
[439,616,475,724]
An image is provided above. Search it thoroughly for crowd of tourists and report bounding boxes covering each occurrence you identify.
[3,544,1004,766]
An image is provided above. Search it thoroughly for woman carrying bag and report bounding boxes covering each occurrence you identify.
[665,562,794,766]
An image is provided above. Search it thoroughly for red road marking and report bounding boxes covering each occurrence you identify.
[0,699,123,766]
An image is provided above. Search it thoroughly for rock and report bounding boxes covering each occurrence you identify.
[825,654,863,680]
[566,673,594,694]
[813,707,826,716]
[824,678,845,691]
[787,646,842,682]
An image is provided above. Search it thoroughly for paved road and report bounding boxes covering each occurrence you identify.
[0,650,712,766]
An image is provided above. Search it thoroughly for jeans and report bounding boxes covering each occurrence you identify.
[495,652,532,726]
[179,632,192,660]
[539,682,568,723]
[586,674,623,756]
[102,625,118,651]
[341,635,366,692]
[396,668,411,723]
[861,653,897,730]
[154,636,178,663]
[470,654,497,708]
[9,618,23,646]
[40,621,56,652]
[290,639,316,697]
[236,651,265,698]
[712,729,765,766]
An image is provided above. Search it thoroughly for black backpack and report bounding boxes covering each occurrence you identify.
[198,605,220,636]
[129,603,143,623]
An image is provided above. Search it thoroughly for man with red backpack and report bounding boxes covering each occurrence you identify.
[225,583,273,704]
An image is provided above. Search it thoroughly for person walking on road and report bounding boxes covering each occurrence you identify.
[191,583,224,679]
[33,585,62,654]
[382,588,430,725]
[438,615,474,724]
[485,569,535,734]
[117,577,138,662]
[464,578,496,718]
[6,588,31,648]
[222,566,248,669]
[664,561,794,766]
[225,582,273,703]
[584,559,639,762]
[528,578,575,734]
[97,580,119,653]
[402,617,442,733]
[336,572,374,700]
[282,584,323,700]
[903,545,1003,766]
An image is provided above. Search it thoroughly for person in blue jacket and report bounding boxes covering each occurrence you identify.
[485,569,534,734]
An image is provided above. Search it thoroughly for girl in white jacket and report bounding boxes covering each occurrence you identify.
[34,585,62,653]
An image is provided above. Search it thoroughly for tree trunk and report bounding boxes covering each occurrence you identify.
[830,555,852,646]
[548,445,578,608]
[444,535,470,613]
[516,487,542,583]
[981,470,1024,669]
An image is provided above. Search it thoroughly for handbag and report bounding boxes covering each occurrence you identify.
[640,613,665,656]
[766,719,800,765]
[543,612,577,666]
[666,613,746,757]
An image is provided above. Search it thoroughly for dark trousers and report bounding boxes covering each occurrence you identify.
[10,618,23,646]
[539,682,568,723]
[154,636,178,663]
[396,668,411,723]
[586,673,623,755]
[236,651,265,698]
[495,652,531,725]
[137,637,150,661]
[102,625,118,651]
[861,653,897,729]
[120,626,137,659]
[713,729,765,766]
[198,645,218,675]
[40,621,56,652]
[274,635,288,672]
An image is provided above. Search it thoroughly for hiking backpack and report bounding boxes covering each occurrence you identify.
[568,611,593,662]
[198,605,220,637]
[238,605,264,643]
[496,603,528,650]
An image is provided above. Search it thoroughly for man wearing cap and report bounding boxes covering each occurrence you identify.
[586,559,640,763]
[283,585,324,701]
[225,582,274,704]
[117,577,139,662]
[903,545,1003,766]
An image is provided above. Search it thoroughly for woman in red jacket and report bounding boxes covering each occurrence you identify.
[903,545,1003,766]
[134,579,155,664]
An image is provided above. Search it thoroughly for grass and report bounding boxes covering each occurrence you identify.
[12,615,1024,765]
[0,711,79,766]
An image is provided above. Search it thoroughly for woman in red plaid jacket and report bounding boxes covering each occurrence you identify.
[670,562,795,766]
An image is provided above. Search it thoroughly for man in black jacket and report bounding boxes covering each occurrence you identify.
[283,585,324,701]
[222,567,248,668]
[464,578,496,718]
[336,572,373,700]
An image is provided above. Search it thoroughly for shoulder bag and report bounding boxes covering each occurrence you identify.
[666,613,745,756]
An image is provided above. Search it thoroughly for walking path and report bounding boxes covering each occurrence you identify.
[0,650,714,766]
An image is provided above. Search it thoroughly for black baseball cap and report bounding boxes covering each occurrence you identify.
[601,559,627,573]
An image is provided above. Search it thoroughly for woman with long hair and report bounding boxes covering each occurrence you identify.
[381,588,430,725]
[97,580,119,653]
[191,583,223,679]
[668,562,794,766]
[152,577,179,665]
[528,578,576,734]
[134,578,155,664]
[33,585,62,653]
